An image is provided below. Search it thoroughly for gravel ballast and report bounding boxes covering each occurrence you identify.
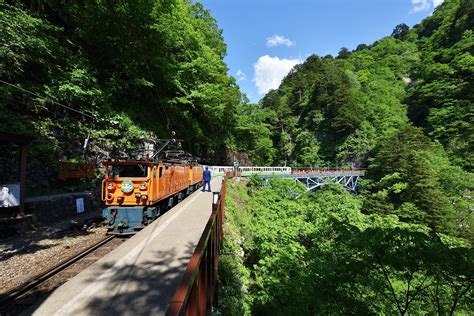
[0,216,107,294]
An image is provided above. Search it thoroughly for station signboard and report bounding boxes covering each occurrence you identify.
[58,161,95,180]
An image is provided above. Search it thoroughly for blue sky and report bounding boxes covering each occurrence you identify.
[200,0,443,103]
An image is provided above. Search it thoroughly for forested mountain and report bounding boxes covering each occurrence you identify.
[219,1,473,313]
[1,0,473,314]
[256,0,472,171]
[2,0,471,191]
[245,0,473,239]
[1,0,244,193]
[408,0,474,170]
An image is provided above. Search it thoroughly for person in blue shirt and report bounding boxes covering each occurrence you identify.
[202,166,211,192]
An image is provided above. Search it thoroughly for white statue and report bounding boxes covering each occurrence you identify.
[0,186,19,207]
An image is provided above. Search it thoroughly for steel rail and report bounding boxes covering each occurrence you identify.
[0,235,115,305]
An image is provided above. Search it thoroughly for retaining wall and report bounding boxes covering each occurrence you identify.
[24,191,101,225]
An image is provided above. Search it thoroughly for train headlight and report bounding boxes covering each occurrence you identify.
[139,182,147,190]
[117,197,124,203]
[135,193,141,199]
[140,195,148,200]
[107,193,113,200]
[107,182,115,190]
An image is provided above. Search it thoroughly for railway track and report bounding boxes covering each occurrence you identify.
[0,235,124,315]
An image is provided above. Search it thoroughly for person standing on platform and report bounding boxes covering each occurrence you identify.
[202,166,212,192]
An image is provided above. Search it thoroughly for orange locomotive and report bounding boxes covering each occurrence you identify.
[102,160,203,235]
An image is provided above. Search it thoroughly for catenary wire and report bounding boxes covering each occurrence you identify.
[0,79,95,120]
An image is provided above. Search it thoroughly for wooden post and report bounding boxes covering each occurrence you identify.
[19,144,27,216]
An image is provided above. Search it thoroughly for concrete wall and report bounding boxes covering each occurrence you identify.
[0,191,102,238]
[25,191,101,225]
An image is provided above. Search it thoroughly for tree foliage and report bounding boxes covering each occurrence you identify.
[407,0,474,170]
[257,0,472,173]
[0,0,242,193]
[221,179,473,315]
[363,125,473,240]
[217,1,474,314]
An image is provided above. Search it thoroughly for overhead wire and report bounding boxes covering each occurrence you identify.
[143,65,173,132]
[1,70,179,157]
[0,79,96,120]
[1,74,184,162]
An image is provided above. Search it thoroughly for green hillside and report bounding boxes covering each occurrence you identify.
[257,0,473,171]
[1,0,473,314]
[0,0,246,193]
[0,0,243,156]
[221,178,472,314]
[218,1,473,314]
[246,0,474,239]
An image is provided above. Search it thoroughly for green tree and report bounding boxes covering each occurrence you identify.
[364,125,473,237]
[406,0,474,170]
[391,23,410,40]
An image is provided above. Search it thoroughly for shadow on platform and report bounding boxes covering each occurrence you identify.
[61,241,196,315]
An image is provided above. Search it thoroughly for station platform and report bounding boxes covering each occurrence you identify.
[31,178,222,316]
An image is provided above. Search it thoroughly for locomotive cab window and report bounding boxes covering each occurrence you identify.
[107,164,148,178]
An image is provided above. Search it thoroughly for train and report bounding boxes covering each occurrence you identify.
[208,166,364,177]
[209,166,292,177]
[101,159,363,235]
[102,160,203,235]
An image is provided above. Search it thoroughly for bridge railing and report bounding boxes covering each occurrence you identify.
[166,172,231,315]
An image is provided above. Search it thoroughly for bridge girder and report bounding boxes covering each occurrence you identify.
[261,173,362,194]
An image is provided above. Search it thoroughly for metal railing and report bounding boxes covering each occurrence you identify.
[166,172,230,315]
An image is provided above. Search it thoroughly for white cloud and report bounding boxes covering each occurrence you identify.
[266,35,295,48]
[253,55,301,95]
[410,0,430,13]
[236,69,246,81]
[410,0,443,13]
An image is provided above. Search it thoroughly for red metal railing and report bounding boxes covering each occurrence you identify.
[166,172,231,316]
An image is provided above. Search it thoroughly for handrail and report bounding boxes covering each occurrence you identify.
[166,172,231,315]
